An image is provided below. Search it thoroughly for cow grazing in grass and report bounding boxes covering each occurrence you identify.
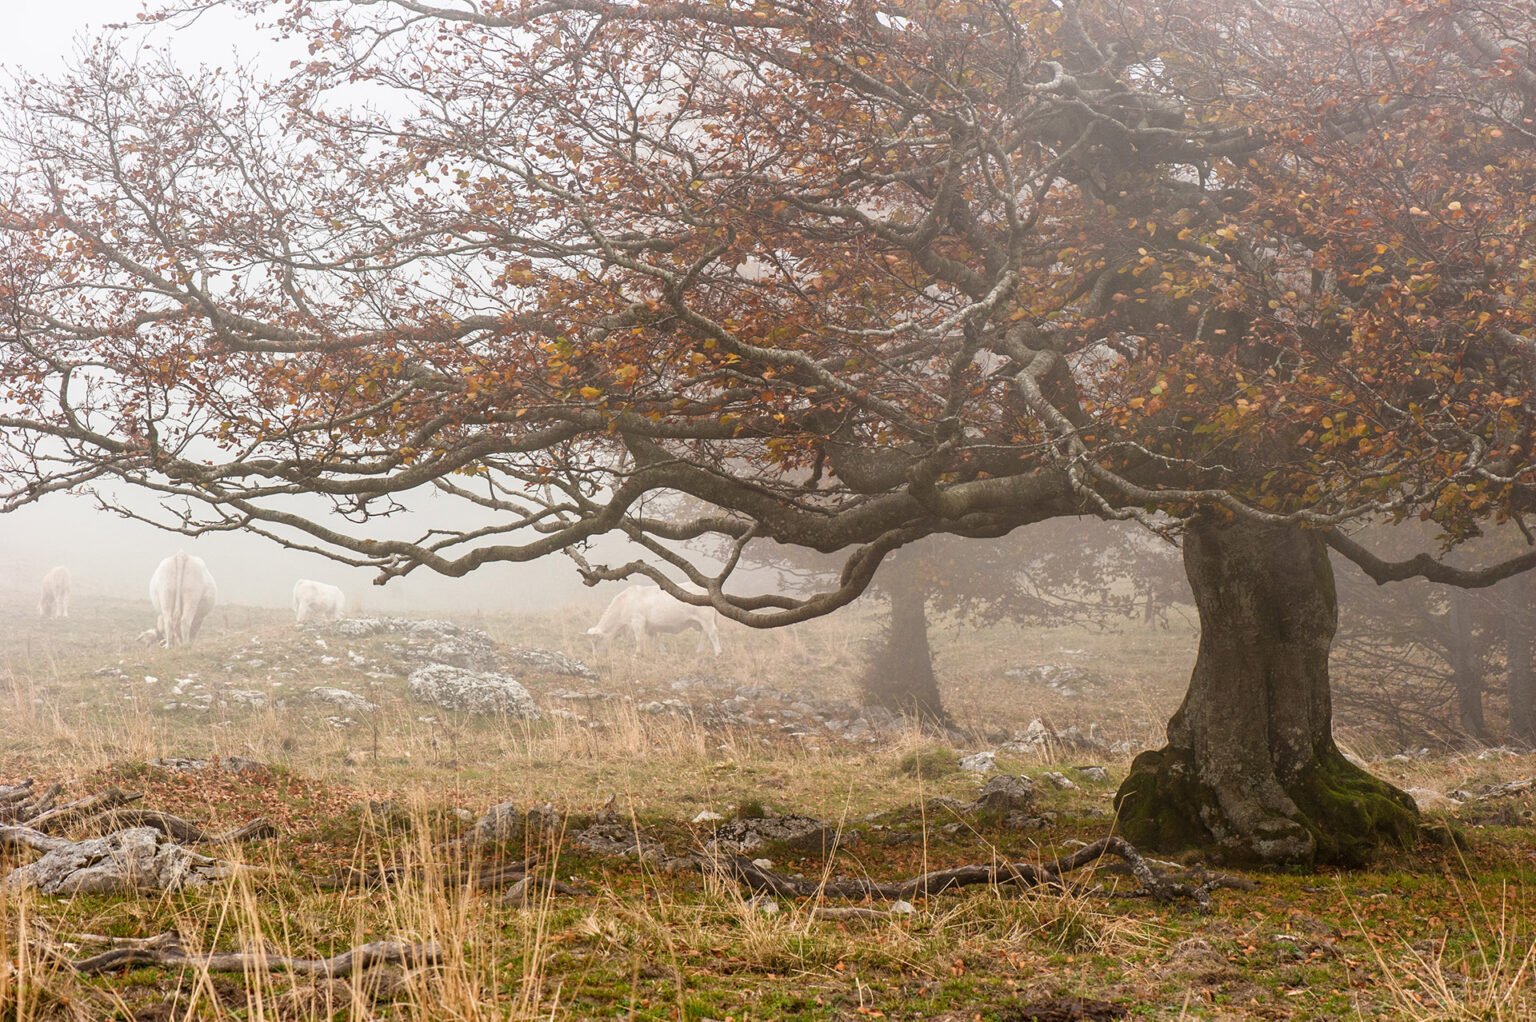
[140,551,218,647]
[292,579,345,624]
[37,566,71,619]
[586,585,722,656]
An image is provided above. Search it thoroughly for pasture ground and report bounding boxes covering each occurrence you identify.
[1,593,1534,1020]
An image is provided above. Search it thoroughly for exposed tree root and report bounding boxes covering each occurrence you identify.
[319,858,535,892]
[71,934,441,977]
[706,837,1246,909]
[501,874,586,907]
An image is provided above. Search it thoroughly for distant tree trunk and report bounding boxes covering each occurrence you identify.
[1506,574,1536,748]
[860,556,948,725]
[1445,591,1491,744]
[1115,516,1419,866]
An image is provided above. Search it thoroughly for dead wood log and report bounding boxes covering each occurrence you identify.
[318,858,533,892]
[708,837,1240,908]
[27,789,141,833]
[73,937,441,977]
[0,780,36,806]
[0,825,73,856]
[87,810,277,845]
[0,781,63,824]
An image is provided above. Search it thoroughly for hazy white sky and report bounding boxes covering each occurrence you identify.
[0,3,624,616]
[2,3,268,71]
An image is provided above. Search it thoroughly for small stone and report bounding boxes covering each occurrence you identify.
[959,751,997,773]
[309,687,379,713]
[1042,771,1077,790]
[889,900,916,915]
[1076,765,1110,783]
[468,802,522,844]
[972,774,1036,812]
[751,858,774,870]
[692,811,724,824]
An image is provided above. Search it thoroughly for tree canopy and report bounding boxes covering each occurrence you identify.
[2,0,1532,616]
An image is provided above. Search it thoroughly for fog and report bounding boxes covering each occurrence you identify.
[0,4,617,614]
[0,491,618,612]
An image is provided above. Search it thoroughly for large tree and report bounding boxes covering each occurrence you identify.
[2,0,1534,865]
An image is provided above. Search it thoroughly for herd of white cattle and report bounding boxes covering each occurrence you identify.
[31,555,723,654]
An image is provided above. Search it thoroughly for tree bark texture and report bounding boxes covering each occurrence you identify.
[859,556,948,723]
[1114,517,1419,866]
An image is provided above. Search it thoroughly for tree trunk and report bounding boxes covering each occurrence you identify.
[860,557,949,724]
[1505,574,1536,748]
[1114,516,1419,866]
[1445,591,1491,744]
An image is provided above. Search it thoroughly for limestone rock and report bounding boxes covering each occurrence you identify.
[959,751,998,774]
[972,774,1037,813]
[407,665,541,719]
[309,687,379,714]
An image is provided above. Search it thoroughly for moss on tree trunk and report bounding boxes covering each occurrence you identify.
[1114,516,1419,867]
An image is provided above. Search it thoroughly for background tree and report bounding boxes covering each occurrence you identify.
[1333,522,1536,750]
[857,519,1180,724]
[1,0,1534,865]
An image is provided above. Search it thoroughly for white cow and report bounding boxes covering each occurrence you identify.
[586,585,722,656]
[37,566,71,619]
[141,552,218,647]
[292,579,345,624]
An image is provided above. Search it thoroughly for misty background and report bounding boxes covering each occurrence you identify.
[0,3,618,613]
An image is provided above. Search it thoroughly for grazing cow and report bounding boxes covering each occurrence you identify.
[292,579,345,624]
[140,551,218,647]
[586,585,722,656]
[37,566,71,619]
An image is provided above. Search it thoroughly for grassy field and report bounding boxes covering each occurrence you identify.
[1,591,1534,1020]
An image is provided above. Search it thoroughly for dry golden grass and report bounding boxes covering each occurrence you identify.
[1,590,1535,1020]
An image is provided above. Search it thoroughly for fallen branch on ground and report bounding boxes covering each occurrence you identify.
[72,935,441,976]
[26,789,142,833]
[86,810,276,845]
[318,858,534,892]
[707,837,1244,909]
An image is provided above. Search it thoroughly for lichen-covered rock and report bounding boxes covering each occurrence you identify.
[709,812,851,855]
[1001,719,1053,753]
[959,751,997,773]
[467,802,522,844]
[149,756,266,774]
[972,774,1036,813]
[4,828,233,895]
[504,648,596,680]
[309,687,380,714]
[1002,663,1106,698]
[407,665,541,719]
